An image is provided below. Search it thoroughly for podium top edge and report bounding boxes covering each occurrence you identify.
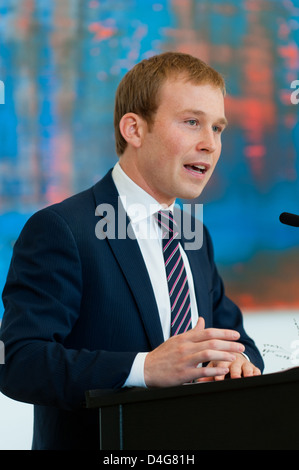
[85,367,299,409]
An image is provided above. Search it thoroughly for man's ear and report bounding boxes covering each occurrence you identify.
[119,113,146,149]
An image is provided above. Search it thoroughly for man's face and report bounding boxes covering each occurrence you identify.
[131,77,227,206]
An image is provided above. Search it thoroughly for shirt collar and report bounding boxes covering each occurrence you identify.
[112,162,175,224]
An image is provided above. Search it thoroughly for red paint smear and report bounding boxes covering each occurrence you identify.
[46,133,73,205]
[238,294,257,308]
[244,0,263,11]
[278,43,299,70]
[225,96,276,136]
[244,64,273,84]
[222,249,299,309]
[88,22,117,42]
[244,145,266,159]
[280,89,294,105]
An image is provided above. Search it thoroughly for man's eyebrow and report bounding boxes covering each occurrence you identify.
[181,109,228,127]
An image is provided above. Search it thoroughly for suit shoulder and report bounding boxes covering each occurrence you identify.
[49,186,95,217]
[43,169,115,223]
[19,186,96,243]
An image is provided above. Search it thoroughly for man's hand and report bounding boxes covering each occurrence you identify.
[196,353,262,382]
[144,317,246,387]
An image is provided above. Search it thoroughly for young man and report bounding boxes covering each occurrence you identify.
[0,52,263,450]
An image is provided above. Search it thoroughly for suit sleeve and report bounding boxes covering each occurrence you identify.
[0,208,137,410]
[204,226,264,372]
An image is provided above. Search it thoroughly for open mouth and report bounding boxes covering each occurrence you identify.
[184,163,209,174]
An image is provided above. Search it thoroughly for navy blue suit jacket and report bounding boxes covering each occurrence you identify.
[0,170,263,449]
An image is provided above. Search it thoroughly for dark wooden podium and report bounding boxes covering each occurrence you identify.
[85,367,299,450]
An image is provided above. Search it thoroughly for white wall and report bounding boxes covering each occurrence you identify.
[0,393,33,450]
[244,310,299,374]
[0,310,298,450]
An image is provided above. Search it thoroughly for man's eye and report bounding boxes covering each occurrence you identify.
[213,125,223,133]
[187,119,198,126]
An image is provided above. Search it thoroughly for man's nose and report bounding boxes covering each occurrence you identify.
[196,128,217,153]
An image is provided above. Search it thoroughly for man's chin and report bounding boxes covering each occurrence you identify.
[177,187,205,201]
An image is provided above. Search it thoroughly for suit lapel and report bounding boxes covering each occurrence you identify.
[92,170,164,349]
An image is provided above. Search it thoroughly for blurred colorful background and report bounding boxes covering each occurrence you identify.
[0,0,299,318]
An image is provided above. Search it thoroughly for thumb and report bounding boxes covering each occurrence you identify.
[195,316,205,331]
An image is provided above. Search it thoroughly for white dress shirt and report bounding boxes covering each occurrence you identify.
[111,162,199,387]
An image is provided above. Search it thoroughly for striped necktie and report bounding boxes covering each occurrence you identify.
[155,210,192,336]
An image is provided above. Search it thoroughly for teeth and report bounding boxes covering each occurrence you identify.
[191,164,206,173]
[185,164,207,173]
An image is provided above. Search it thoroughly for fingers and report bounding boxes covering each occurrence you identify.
[198,355,262,383]
[184,318,244,371]
[144,321,245,387]
[144,317,251,387]
[229,356,262,379]
[190,317,242,344]
[201,361,230,382]
[195,316,205,330]
[192,347,239,367]
[193,363,230,382]
[187,321,245,362]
